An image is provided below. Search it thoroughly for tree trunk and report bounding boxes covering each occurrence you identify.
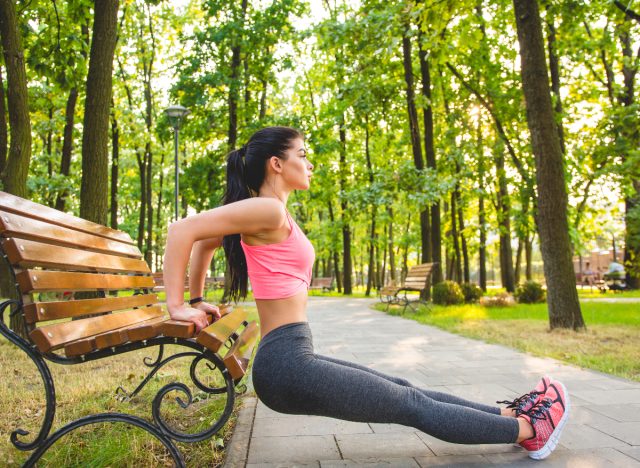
[339,123,352,294]
[80,0,119,225]
[545,6,565,154]
[110,110,118,229]
[328,201,342,292]
[416,25,442,284]
[513,0,585,330]
[387,207,396,284]
[495,144,516,292]
[228,0,248,150]
[0,65,7,173]
[477,124,487,291]
[525,234,533,280]
[402,25,432,278]
[0,0,32,198]
[55,88,79,211]
[457,191,470,283]
[364,119,376,296]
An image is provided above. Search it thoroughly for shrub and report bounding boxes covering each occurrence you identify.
[515,281,546,304]
[480,292,515,307]
[461,283,483,303]
[432,281,464,305]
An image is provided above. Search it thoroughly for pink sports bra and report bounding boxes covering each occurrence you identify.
[240,210,315,300]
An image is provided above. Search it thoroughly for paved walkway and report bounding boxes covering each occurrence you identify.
[225,297,640,467]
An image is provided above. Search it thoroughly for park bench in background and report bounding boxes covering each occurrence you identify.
[309,276,334,292]
[379,262,437,313]
[0,191,258,467]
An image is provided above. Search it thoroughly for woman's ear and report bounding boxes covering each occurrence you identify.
[268,156,283,174]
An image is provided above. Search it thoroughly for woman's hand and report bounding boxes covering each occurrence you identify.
[168,305,210,333]
[194,301,221,321]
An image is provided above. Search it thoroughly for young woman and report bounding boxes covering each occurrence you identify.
[163,126,569,461]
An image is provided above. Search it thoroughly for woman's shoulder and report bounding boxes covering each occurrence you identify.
[228,197,287,230]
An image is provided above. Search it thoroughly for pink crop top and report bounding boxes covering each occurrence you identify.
[240,210,315,300]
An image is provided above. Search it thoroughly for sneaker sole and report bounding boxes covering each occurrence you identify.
[527,381,571,460]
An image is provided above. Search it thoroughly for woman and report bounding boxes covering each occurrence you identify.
[163,126,569,461]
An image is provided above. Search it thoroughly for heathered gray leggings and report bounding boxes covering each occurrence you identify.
[252,322,519,445]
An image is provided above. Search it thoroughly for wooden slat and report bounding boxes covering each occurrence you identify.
[196,308,248,352]
[0,210,142,258]
[0,191,134,245]
[3,238,150,273]
[16,270,155,293]
[223,321,259,380]
[160,313,217,339]
[64,315,169,357]
[30,306,163,352]
[125,316,169,342]
[24,293,159,323]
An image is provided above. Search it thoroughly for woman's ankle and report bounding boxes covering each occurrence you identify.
[516,416,534,443]
[500,408,517,418]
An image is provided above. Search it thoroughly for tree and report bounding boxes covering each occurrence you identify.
[513,0,585,330]
[0,0,32,197]
[80,0,119,225]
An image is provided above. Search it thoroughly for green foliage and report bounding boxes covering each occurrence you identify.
[515,281,546,304]
[460,282,483,303]
[432,281,465,306]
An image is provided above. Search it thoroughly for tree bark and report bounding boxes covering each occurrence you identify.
[328,200,342,292]
[417,24,442,284]
[545,6,565,154]
[55,88,79,211]
[387,207,396,284]
[80,0,119,225]
[402,25,432,279]
[110,109,118,228]
[339,123,352,294]
[0,0,32,198]
[0,65,7,173]
[513,0,585,330]
[228,0,248,150]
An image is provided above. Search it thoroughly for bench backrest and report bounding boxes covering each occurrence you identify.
[403,263,435,290]
[0,192,161,353]
[310,277,333,288]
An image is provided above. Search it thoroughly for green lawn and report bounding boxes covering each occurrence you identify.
[374,301,640,382]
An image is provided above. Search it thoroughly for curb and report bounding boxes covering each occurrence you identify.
[223,396,257,468]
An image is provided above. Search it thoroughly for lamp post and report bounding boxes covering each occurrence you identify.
[164,105,190,221]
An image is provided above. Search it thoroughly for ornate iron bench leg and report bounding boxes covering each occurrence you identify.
[0,300,57,452]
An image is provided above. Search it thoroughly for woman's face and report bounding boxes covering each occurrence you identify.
[280,138,313,190]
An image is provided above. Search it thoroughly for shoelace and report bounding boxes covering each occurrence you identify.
[496,391,541,410]
[522,397,553,424]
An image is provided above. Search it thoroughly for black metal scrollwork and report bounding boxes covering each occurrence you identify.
[0,300,56,452]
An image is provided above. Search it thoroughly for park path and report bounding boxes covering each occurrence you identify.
[224,296,640,467]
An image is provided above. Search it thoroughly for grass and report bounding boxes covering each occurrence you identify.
[374,301,640,382]
[0,307,259,467]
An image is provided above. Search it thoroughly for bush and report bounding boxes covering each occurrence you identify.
[515,281,546,304]
[480,292,515,307]
[432,281,465,305]
[461,283,483,303]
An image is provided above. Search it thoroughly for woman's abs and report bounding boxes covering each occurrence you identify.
[255,290,308,337]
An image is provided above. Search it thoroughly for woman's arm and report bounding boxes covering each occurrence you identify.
[189,237,221,300]
[163,198,286,331]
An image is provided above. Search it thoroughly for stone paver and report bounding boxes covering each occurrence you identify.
[224,297,640,467]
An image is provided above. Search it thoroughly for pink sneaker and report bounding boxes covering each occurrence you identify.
[497,376,551,416]
[518,380,570,460]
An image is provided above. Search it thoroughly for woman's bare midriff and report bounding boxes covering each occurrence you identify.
[255,290,308,337]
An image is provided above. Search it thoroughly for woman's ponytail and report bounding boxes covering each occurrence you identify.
[221,127,304,301]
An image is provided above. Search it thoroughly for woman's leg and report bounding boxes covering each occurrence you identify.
[269,355,519,444]
[315,353,501,415]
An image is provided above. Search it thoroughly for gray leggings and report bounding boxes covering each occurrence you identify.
[252,322,519,445]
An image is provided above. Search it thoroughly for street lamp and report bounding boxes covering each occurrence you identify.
[164,105,190,221]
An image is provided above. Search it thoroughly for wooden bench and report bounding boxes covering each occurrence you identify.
[379,263,437,313]
[0,191,259,467]
[309,276,334,291]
